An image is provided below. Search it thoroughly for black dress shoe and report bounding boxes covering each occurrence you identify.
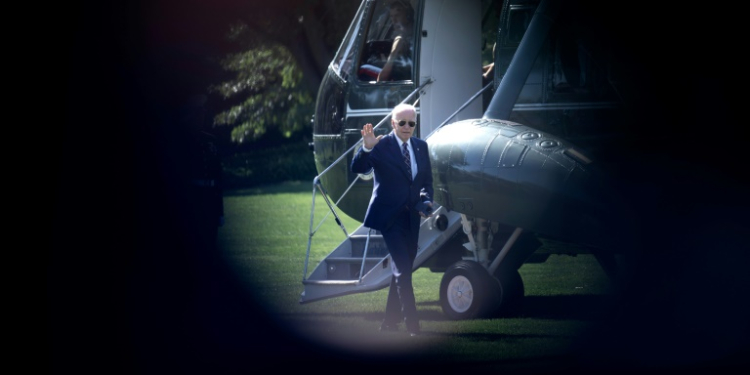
[406,323,420,337]
[379,323,399,332]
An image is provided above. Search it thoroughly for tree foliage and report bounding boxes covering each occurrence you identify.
[212,41,313,143]
[210,0,359,144]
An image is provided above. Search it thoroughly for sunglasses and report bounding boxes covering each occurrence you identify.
[396,120,416,127]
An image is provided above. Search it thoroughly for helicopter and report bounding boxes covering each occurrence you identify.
[300,0,744,321]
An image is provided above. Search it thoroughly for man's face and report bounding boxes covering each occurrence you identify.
[389,7,408,29]
[392,108,416,142]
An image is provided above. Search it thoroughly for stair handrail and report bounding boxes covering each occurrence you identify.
[304,80,432,281]
[423,81,493,141]
[303,79,490,282]
[315,78,433,179]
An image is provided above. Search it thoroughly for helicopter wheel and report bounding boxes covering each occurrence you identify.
[488,267,525,317]
[439,260,496,320]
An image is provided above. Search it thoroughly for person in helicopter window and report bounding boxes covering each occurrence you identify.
[377,0,415,82]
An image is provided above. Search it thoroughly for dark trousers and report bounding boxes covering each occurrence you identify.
[381,208,420,331]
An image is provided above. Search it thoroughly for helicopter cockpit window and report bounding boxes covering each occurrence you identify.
[332,1,366,81]
[357,0,417,83]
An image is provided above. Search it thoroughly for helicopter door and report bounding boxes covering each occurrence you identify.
[357,0,417,83]
[347,0,420,122]
[418,0,483,137]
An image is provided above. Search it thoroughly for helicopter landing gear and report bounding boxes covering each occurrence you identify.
[439,216,532,320]
[439,260,496,320]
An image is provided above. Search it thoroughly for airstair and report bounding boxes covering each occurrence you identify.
[300,206,463,303]
[300,82,491,304]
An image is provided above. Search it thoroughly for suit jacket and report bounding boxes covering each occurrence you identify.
[351,132,433,231]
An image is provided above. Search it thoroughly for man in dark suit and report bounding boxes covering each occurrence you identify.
[351,103,434,337]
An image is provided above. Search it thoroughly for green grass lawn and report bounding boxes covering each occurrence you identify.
[217,181,617,369]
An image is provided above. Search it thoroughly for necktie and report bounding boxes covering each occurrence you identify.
[402,142,412,181]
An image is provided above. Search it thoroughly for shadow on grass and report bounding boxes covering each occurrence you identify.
[515,295,613,320]
[416,294,612,321]
[280,295,618,366]
[289,314,564,339]
[287,294,612,325]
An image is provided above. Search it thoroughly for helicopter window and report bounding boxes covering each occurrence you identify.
[501,5,533,46]
[357,0,417,83]
[332,1,367,81]
[548,2,617,99]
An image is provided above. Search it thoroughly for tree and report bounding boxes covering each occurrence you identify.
[211,41,313,143]
[211,0,359,144]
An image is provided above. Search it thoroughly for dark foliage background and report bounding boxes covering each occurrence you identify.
[221,131,318,189]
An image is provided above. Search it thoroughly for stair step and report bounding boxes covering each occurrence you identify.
[302,279,359,286]
[325,256,389,280]
[349,234,389,257]
[326,257,385,263]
